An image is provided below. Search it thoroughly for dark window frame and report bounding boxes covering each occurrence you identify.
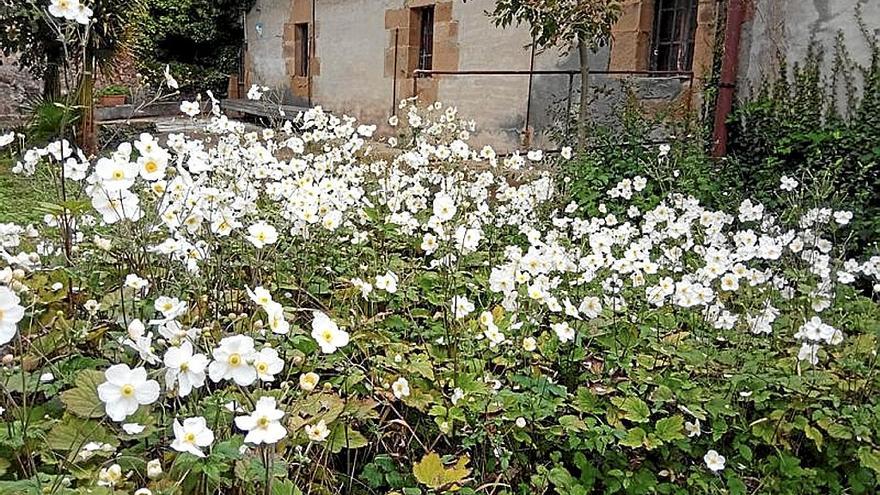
[295,22,310,77]
[416,5,435,72]
[650,0,698,72]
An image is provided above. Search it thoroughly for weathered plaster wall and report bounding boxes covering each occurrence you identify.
[245,0,292,95]
[738,0,880,98]
[243,0,693,150]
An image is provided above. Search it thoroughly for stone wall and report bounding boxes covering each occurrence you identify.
[0,55,41,126]
[243,0,707,150]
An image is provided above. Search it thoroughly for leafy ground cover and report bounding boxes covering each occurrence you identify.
[0,96,878,495]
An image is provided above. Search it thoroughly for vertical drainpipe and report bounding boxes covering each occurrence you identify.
[712,0,746,157]
[308,0,316,107]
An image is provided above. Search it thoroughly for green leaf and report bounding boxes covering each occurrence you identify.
[654,415,685,442]
[46,416,117,452]
[619,427,647,448]
[613,397,651,423]
[328,424,369,453]
[60,369,106,418]
[559,415,588,432]
[858,448,880,475]
[803,424,823,451]
[412,453,470,491]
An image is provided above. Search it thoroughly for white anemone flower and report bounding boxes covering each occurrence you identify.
[703,449,726,472]
[235,396,287,444]
[163,341,208,397]
[305,420,330,442]
[311,311,350,354]
[392,377,410,399]
[246,221,278,248]
[96,364,161,422]
[208,335,258,385]
[0,286,25,345]
[171,417,214,457]
[253,347,284,382]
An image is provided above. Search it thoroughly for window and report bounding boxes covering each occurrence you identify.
[650,0,698,72]
[416,6,434,72]
[294,23,309,77]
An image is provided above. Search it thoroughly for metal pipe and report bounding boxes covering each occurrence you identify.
[712,0,745,157]
[523,38,536,148]
[413,69,694,77]
[308,0,316,107]
[392,28,399,116]
[565,73,574,135]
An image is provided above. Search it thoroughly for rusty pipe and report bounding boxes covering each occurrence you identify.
[712,0,746,157]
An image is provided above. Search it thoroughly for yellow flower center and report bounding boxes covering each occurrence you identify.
[228,353,241,366]
[112,170,124,180]
[121,384,135,397]
[184,432,196,443]
[179,362,189,372]
[257,416,270,428]
[144,161,158,173]
[256,362,268,373]
[0,310,4,320]
[321,330,334,343]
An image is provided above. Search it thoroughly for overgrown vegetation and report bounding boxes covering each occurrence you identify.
[133,0,255,96]
[727,30,880,255]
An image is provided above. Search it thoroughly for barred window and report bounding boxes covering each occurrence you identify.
[650,0,698,72]
[416,6,434,71]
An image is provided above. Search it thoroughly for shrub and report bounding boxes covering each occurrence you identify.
[0,96,879,495]
[727,31,880,255]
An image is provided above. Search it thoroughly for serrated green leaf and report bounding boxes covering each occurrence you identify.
[413,452,470,490]
[619,427,647,448]
[614,397,651,423]
[60,369,106,418]
[858,448,880,475]
[654,415,685,442]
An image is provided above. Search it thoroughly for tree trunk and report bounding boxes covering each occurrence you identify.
[78,52,97,155]
[43,45,62,101]
[576,37,591,153]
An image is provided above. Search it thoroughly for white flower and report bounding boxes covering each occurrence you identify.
[551,322,575,343]
[96,364,161,422]
[322,210,343,230]
[311,311,350,354]
[146,459,163,479]
[246,221,278,248]
[703,449,725,472]
[299,372,320,391]
[797,342,820,365]
[49,0,79,20]
[685,419,701,437]
[122,423,145,435]
[163,341,209,397]
[374,271,398,293]
[124,274,149,292]
[154,296,188,320]
[392,377,410,399]
[522,336,537,352]
[780,176,798,191]
[833,211,852,225]
[247,84,265,101]
[247,286,273,307]
[180,100,200,117]
[98,464,123,487]
[253,347,284,382]
[450,295,474,319]
[265,301,290,334]
[305,420,331,442]
[94,157,137,191]
[0,132,15,149]
[515,417,527,428]
[208,335,257,385]
[560,146,572,160]
[171,417,214,457]
[40,372,54,382]
[432,194,457,222]
[0,286,25,345]
[163,65,179,90]
[235,396,287,445]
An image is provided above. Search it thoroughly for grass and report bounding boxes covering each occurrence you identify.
[0,158,46,224]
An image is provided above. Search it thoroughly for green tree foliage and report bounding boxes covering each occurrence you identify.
[133,0,256,96]
[483,0,622,150]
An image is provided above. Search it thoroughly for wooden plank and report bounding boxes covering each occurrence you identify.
[221,99,311,118]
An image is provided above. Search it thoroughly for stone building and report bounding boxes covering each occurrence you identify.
[241,0,880,150]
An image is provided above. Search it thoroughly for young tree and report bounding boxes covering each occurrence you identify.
[486,0,622,151]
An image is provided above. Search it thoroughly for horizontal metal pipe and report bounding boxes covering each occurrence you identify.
[413,69,694,77]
